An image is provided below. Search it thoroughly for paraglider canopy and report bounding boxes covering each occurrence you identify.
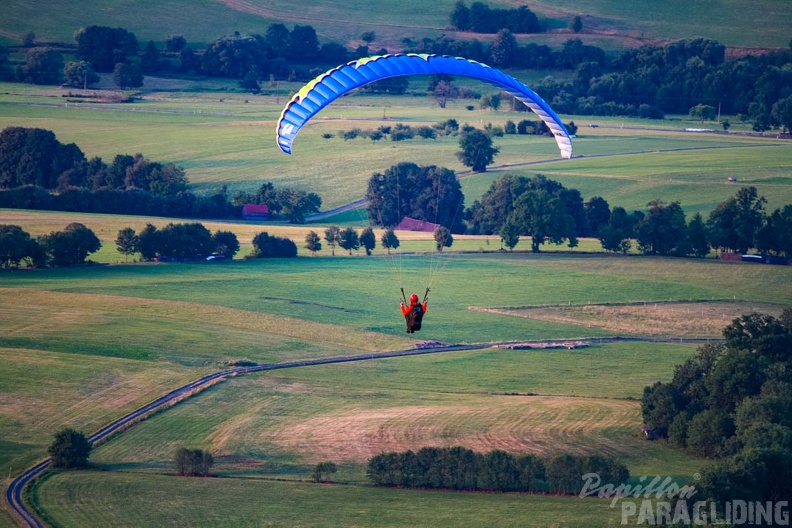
[276,54,572,159]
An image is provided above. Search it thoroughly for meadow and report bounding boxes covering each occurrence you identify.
[1,0,790,50]
[1,40,791,524]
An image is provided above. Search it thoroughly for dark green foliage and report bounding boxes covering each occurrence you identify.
[368,447,625,495]
[449,1,540,34]
[338,227,360,255]
[20,48,64,85]
[311,461,337,482]
[174,447,214,477]
[686,213,711,257]
[0,127,86,190]
[75,26,138,72]
[0,224,36,268]
[584,196,610,237]
[323,226,340,256]
[63,60,99,88]
[456,128,499,172]
[304,231,322,255]
[380,228,399,255]
[706,187,769,255]
[757,205,792,258]
[642,309,792,506]
[39,223,101,266]
[233,181,320,224]
[48,428,92,469]
[635,200,688,255]
[433,226,453,252]
[212,230,240,259]
[165,35,186,52]
[360,227,376,255]
[251,231,297,258]
[366,162,465,233]
[499,218,520,250]
[113,62,143,89]
[115,227,139,262]
[140,41,162,74]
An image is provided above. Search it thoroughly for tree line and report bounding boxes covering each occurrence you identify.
[4,21,790,133]
[0,222,100,268]
[465,174,792,258]
[641,308,792,506]
[367,446,628,494]
[0,127,326,223]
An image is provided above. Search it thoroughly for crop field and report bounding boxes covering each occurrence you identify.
[1,0,790,50]
[1,7,792,520]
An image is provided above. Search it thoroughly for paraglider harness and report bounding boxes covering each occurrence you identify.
[401,287,429,333]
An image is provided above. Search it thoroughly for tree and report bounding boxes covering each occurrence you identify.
[689,104,717,121]
[63,60,99,88]
[19,48,64,85]
[113,62,143,89]
[276,187,321,223]
[380,228,400,255]
[338,227,360,254]
[597,206,634,254]
[511,189,578,253]
[686,212,711,257]
[115,227,139,262]
[140,40,161,74]
[757,205,792,258]
[499,218,520,250]
[251,231,297,258]
[360,227,376,255]
[457,128,499,172]
[137,223,159,261]
[0,224,35,268]
[40,223,101,266]
[75,26,138,72]
[450,1,471,30]
[366,163,465,233]
[165,35,187,52]
[324,226,340,256]
[23,31,35,47]
[434,226,453,252]
[212,230,239,259]
[48,428,92,468]
[311,461,338,482]
[584,196,610,237]
[570,16,583,33]
[289,25,319,60]
[490,29,517,67]
[174,447,214,476]
[635,200,688,255]
[772,94,792,132]
[432,80,459,109]
[733,186,766,254]
[304,230,322,255]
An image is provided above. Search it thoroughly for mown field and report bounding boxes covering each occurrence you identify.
[1,0,789,50]
[1,250,789,526]
[2,82,791,216]
[1,19,791,522]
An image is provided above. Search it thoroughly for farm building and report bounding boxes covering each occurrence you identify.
[242,204,269,220]
[395,216,440,233]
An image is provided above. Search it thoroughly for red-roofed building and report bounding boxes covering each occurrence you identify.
[395,216,440,233]
[242,204,269,220]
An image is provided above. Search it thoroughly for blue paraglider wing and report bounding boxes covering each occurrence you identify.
[276,54,572,159]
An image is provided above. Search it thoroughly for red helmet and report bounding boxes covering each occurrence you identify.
[410,294,419,303]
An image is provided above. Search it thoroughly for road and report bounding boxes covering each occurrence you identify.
[5,336,721,527]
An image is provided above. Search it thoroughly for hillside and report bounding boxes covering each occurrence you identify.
[1,0,790,51]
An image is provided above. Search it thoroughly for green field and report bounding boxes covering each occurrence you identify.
[2,3,792,523]
[1,0,789,50]
[2,82,790,215]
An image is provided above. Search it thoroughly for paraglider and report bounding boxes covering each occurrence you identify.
[276,53,572,159]
[401,289,429,333]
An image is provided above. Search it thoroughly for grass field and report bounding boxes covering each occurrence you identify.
[1,9,791,521]
[1,0,789,50]
[34,471,625,528]
[2,82,790,214]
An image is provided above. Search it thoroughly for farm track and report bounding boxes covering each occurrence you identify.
[5,336,720,527]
